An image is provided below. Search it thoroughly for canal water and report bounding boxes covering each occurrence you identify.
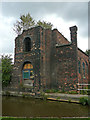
[2,96,89,118]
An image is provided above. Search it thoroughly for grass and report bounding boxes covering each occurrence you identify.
[1,117,90,120]
[45,89,78,94]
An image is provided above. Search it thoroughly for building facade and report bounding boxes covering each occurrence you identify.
[12,25,89,92]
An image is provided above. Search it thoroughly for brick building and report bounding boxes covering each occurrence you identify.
[12,25,89,92]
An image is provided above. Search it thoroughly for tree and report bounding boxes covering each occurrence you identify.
[36,20,53,29]
[13,13,53,35]
[85,49,90,56]
[1,55,13,87]
[13,13,35,35]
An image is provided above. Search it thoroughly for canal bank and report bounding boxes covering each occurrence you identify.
[2,91,89,104]
[2,95,89,118]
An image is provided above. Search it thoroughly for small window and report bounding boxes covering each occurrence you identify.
[85,61,88,73]
[24,37,31,52]
[78,61,81,73]
[82,62,85,77]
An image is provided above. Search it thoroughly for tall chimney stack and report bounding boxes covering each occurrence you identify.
[69,25,78,46]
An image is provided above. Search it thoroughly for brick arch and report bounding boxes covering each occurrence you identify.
[21,61,34,86]
[22,61,31,70]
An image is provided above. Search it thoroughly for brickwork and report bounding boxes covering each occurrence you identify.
[77,49,89,90]
[12,25,89,92]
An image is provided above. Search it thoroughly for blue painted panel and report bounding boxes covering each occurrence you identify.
[23,70,30,79]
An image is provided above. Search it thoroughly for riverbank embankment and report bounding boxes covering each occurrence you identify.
[2,90,89,104]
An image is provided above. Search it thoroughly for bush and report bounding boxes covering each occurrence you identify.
[22,93,25,98]
[68,91,78,94]
[2,55,13,87]
[45,89,59,93]
[79,97,88,105]
[56,96,60,100]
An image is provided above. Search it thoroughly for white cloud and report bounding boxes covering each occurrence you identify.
[41,14,88,51]
[0,15,16,55]
[0,13,88,56]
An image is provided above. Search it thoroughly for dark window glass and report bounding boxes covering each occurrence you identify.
[85,61,88,73]
[78,61,81,73]
[24,37,31,52]
[82,62,85,77]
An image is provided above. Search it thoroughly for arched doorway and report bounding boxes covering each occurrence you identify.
[22,62,34,86]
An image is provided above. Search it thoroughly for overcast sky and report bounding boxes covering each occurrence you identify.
[0,2,89,60]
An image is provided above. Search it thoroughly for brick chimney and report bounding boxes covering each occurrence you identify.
[69,25,78,46]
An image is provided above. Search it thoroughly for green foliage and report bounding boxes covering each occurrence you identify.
[1,55,13,87]
[56,96,60,100]
[22,93,25,98]
[13,13,35,35]
[79,97,88,105]
[61,87,65,93]
[2,117,90,120]
[37,20,53,29]
[40,89,49,100]
[68,98,71,103]
[85,49,90,56]
[45,89,59,93]
[68,91,78,94]
[13,13,53,35]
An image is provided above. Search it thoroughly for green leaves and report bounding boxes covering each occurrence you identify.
[85,49,90,56]
[1,55,13,87]
[13,13,53,35]
[36,20,53,29]
[13,13,35,35]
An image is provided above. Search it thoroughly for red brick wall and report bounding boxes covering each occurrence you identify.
[77,49,89,90]
[52,29,69,45]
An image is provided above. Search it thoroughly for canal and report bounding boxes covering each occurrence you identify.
[2,96,89,118]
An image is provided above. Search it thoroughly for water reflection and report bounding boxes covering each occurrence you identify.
[2,96,88,117]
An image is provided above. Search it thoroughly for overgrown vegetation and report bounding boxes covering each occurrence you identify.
[66,91,78,94]
[85,49,90,56]
[40,89,49,100]
[45,89,60,93]
[56,96,60,100]
[45,89,79,94]
[2,55,13,87]
[79,97,90,106]
[13,13,53,35]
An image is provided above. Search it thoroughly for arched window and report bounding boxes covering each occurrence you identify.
[82,62,85,77]
[24,37,31,52]
[85,61,88,73]
[78,61,81,73]
[22,63,34,80]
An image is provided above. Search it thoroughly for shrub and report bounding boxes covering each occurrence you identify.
[22,94,25,98]
[56,96,60,100]
[2,55,13,87]
[79,97,88,105]
[68,91,78,94]
[68,98,71,103]
[45,89,59,93]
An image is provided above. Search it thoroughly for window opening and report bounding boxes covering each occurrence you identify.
[24,37,31,52]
